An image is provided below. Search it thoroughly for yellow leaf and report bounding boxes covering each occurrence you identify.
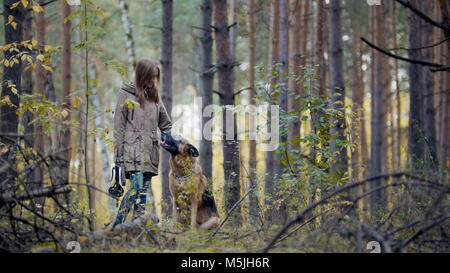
[11,87,18,95]
[4,60,9,67]
[36,54,44,62]
[42,64,53,72]
[11,22,17,30]
[21,0,28,8]
[61,109,69,119]
[24,65,31,72]
[21,54,27,61]
[1,44,11,53]
[32,4,44,13]
[0,145,9,155]
[31,40,38,47]
[72,98,79,109]
[13,58,19,64]
[76,96,84,103]
[11,1,21,9]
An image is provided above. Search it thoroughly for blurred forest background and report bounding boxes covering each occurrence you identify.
[0,0,448,253]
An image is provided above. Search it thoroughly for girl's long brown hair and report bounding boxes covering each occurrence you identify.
[135,58,160,107]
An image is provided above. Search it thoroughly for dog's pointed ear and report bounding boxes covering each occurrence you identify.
[187,144,199,157]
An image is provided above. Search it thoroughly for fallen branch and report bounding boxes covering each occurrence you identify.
[394,215,450,252]
[262,172,449,253]
[0,185,72,207]
[274,208,334,247]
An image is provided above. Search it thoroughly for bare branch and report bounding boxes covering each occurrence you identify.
[395,0,450,33]
[0,185,72,207]
[361,37,444,68]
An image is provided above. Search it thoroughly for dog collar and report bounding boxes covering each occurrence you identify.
[170,163,198,184]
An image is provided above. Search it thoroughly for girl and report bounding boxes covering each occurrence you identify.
[113,58,171,228]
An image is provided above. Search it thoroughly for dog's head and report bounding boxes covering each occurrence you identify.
[160,131,199,158]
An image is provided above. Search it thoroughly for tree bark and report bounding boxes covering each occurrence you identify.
[349,11,366,182]
[313,0,327,153]
[421,0,438,165]
[288,0,302,148]
[265,0,279,223]
[213,0,241,225]
[370,3,388,214]
[22,8,34,184]
[59,2,72,187]
[274,0,290,224]
[33,0,47,185]
[247,0,258,223]
[328,0,348,176]
[438,0,450,168]
[392,1,401,170]
[161,0,173,217]
[119,0,137,71]
[0,0,25,182]
[408,0,425,162]
[200,0,214,180]
[230,0,238,62]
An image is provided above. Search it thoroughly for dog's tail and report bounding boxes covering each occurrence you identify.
[200,216,220,229]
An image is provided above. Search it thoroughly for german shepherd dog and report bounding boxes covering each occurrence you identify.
[160,132,220,230]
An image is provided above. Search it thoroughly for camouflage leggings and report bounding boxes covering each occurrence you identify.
[113,171,156,226]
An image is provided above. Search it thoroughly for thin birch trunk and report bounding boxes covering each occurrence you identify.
[119,0,137,73]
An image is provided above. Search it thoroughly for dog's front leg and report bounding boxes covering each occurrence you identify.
[190,198,198,231]
[172,200,181,224]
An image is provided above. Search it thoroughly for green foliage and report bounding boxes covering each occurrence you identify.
[254,64,355,217]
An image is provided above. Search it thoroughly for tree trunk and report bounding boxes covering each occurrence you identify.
[273,0,290,224]
[0,1,25,182]
[265,0,279,224]
[300,0,310,67]
[349,13,365,182]
[161,0,173,218]
[408,0,425,163]
[200,0,214,180]
[59,2,72,187]
[33,0,47,186]
[420,0,438,166]
[313,0,327,147]
[22,8,34,184]
[438,0,450,168]
[288,0,302,148]
[213,0,241,225]
[392,1,401,170]
[119,0,137,72]
[370,3,388,214]
[328,0,347,176]
[229,0,238,61]
[247,0,258,223]
[22,8,33,140]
